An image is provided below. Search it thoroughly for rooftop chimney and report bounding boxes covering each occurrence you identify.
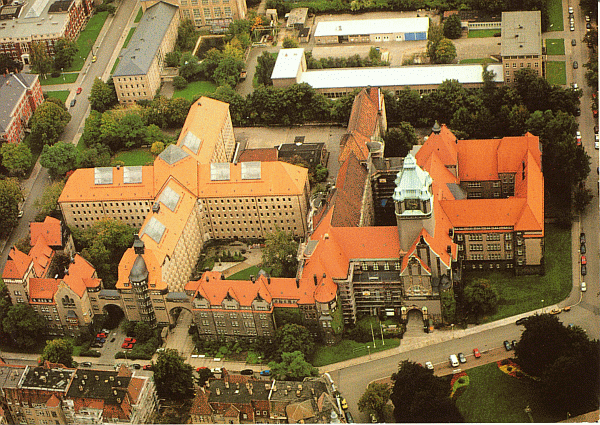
[313,274,318,285]
[296,277,300,289]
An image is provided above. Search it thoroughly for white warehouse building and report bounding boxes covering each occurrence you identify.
[313,17,429,44]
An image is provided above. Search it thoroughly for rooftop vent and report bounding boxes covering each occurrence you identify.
[216,388,221,395]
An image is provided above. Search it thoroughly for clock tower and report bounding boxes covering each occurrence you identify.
[392,154,435,252]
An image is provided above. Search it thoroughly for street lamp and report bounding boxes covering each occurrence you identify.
[541,299,544,313]
[61,67,64,81]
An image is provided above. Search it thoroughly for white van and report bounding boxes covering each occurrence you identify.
[449,354,459,368]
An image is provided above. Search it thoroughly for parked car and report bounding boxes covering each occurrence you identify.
[570,23,575,31]
[95,337,106,343]
[196,367,208,372]
[124,337,136,343]
[581,263,587,276]
[110,337,116,343]
[96,333,107,339]
[581,282,587,292]
[211,367,222,374]
[340,397,348,410]
[70,99,76,107]
[425,361,434,370]
[143,364,153,370]
[92,55,97,63]
[581,255,587,265]
[503,340,513,351]
[449,354,459,367]
[550,308,562,315]
[345,412,355,423]
[586,15,591,22]
[473,348,481,358]
[571,38,577,46]
[260,370,271,376]
[121,342,134,349]
[91,342,102,348]
[80,362,92,367]
[586,22,591,30]
[511,340,517,349]
[568,6,573,13]
[575,108,581,116]
[132,364,141,369]
[76,87,82,94]
[573,61,578,69]
[458,353,467,363]
[576,130,582,145]
[240,369,254,375]
[580,243,586,254]
[580,232,586,244]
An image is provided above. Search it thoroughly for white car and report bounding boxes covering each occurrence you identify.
[568,6,574,13]
[576,131,582,145]
[425,361,434,370]
[581,282,587,292]
[595,140,599,150]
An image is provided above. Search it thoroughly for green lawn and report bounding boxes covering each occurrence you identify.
[458,58,499,64]
[134,7,143,23]
[172,80,217,101]
[123,28,136,49]
[112,148,155,166]
[546,38,565,55]
[464,224,571,323]
[547,0,564,31]
[39,73,79,86]
[66,11,109,72]
[111,58,120,75]
[546,61,567,85]
[455,362,559,422]
[226,265,261,281]
[312,338,400,367]
[44,90,70,104]
[468,29,501,38]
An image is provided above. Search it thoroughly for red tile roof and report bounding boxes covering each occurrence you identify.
[30,216,63,247]
[190,387,213,416]
[29,278,58,300]
[2,247,32,280]
[63,254,99,297]
[238,148,278,162]
[339,88,383,163]
[331,153,368,227]
[28,236,54,278]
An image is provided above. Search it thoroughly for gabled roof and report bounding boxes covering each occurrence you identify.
[30,216,62,247]
[331,153,368,227]
[190,388,213,416]
[0,73,38,133]
[339,87,382,163]
[238,148,278,163]
[63,254,100,297]
[117,247,166,291]
[2,247,32,280]
[29,278,58,300]
[29,236,54,278]
[415,124,458,168]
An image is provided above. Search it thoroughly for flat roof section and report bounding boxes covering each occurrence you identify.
[314,17,429,37]
[271,48,304,80]
[300,63,504,89]
[501,11,541,57]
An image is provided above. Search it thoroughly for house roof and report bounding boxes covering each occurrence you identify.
[117,246,166,291]
[2,247,32,280]
[63,254,100,297]
[113,2,179,77]
[0,73,38,134]
[501,11,542,57]
[29,236,54,278]
[271,48,305,80]
[314,17,429,37]
[29,278,58,300]
[339,87,382,163]
[331,153,368,227]
[30,216,63,247]
[238,148,278,163]
[190,387,213,416]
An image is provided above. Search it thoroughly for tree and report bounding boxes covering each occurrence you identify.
[53,38,78,70]
[30,41,53,77]
[391,360,464,423]
[3,304,47,349]
[1,142,32,176]
[461,278,498,320]
[29,101,71,149]
[40,339,74,367]
[45,96,68,111]
[358,382,391,422]
[276,323,314,358]
[443,14,462,39]
[0,54,23,73]
[89,78,117,113]
[165,51,181,68]
[172,75,188,90]
[384,123,419,158]
[40,142,78,179]
[435,38,457,64]
[74,218,135,287]
[282,37,299,48]
[213,55,243,87]
[77,146,111,168]
[153,349,194,400]
[261,229,298,277]
[34,180,65,218]
[179,52,203,82]
[0,178,22,238]
[572,184,593,213]
[134,322,154,343]
[268,351,318,381]
[255,51,276,86]
[426,24,444,63]
[176,19,199,51]
[151,141,166,155]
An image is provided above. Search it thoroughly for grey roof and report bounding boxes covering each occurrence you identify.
[113,1,179,77]
[99,289,120,299]
[142,216,166,244]
[129,254,149,283]
[181,131,202,154]
[0,365,27,389]
[447,183,467,200]
[123,166,143,184]
[392,154,433,203]
[0,0,71,41]
[501,11,542,56]
[21,366,75,392]
[159,185,181,211]
[158,144,189,165]
[0,73,37,133]
[67,369,131,402]
[166,292,188,300]
[94,167,113,185]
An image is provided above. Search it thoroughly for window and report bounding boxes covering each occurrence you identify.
[203,7,210,17]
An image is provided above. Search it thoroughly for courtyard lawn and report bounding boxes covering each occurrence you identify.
[226,265,261,281]
[546,61,567,85]
[39,73,79,86]
[464,224,571,323]
[312,338,400,367]
[546,38,565,55]
[172,80,217,101]
[123,28,136,49]
[455,362,558,422]
[44,90,70,104]
[547,0,564,31]
[468,29,501,38]
[134,7,143,23]
[112,148,154,166]
[67,11,109,72]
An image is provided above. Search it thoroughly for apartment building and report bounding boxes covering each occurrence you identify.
[113,1,180,103]
[313,17,429,44]
[140,0,247,31]
[501,11,543,84]
[0,73,43,144]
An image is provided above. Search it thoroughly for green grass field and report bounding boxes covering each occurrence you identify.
[134,7,143,23]
[123,28,136,49]
[312,338,400,367]
[546,61,567,85]
[44,90,70,104]
[111,58,120,75]
[226,265,261,280]
[458,58,499,64]
[464,225,571,323]
[67,11,109,72]
[172,80,217,101]
[546,38,565,55]
[39,73,79,86]
[468,29,501,38]
[455,362,558,422]
[547,0,564,31]
[112,148,154,166]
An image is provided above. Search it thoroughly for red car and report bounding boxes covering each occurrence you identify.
[581,255,587,265]
[124,337,137,343]
[96,332,107,339]
[143,364,153,370]
[196,367,208,372]
[121,342,134,349]
[473,348,481,358]
[76,87,82,94]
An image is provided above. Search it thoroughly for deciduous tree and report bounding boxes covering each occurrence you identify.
[255,51,276,86]
[0,178,22,237]
[435,38,457,64]
[30,101,71,149]
[34,180,65,218]
[261,229,298,277]
[53,38,78,70]
[3,304,47,349]
[268,351,318,381]
[358,382,391,421]
[40,339,74,367]
[0,54,23,73]
[443,14,462,39]
[89,77,117,113]
[384,123,419,158]
[461,278,498,320]
[1,142,32,176]
[153,349,194,400]
[30,41,53,77]
[276,323,314,358]
[40,141,78,179]
[176,19,199,51]
[282,37,298,48]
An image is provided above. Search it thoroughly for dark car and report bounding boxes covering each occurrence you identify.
[586,22,592,29]
[80,362,92,367]
[581,263,587,276]
[95,337,106,343]
[572,38,577,46]
[345,412,355,423]
[511,340,517,349]
[516,317,528,326]
[580,232,586,244]
[580,243,586,254]
[132,364,141,369]
[575,108,581,116]
[503,340,513,351]
[573,61,578,69]
[70,99,76,107]
[458,352,467,363]
[110,337,116,342]
[240,369,254,376]
[91,342,103,348]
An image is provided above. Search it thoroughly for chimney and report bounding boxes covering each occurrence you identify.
[313,274,317,285]
[432,121,441,135]
[296,390,301,397]
[216,388,220,396]
[285,389,288,395]
[250,275,255,282]
[206,274,209,282]
[133,235,145,255]
[322,273,326,279]
[295,278,299,289]
[249,388,253,395]
[267,277,271,285]
[225,381,229,389]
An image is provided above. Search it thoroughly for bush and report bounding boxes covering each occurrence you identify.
[173,76,188,90]
[115,351,126,359]
[51,72,61,78]
[79,350,101,357]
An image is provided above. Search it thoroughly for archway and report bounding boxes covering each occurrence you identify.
[403,308,425,338]
[101,304,125,330]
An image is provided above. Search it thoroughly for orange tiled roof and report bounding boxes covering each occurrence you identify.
[457,139,500,181]
[127,377,144,404]
[177,97,231,164]
[30,216,62,247]
[190,387,213,416]
[415,124,458,168]
[46,394,60,408]
[238,148,278,162]
[58,166,155,204]
[29,236,54,278]
[153,151,199,197]
[63,254,98,297]
[193,273,273,306]
[2,247,32,280]
[29,278,58,300]
[331,153,368,227]
[116,247,166,291]
[196,161,308,198]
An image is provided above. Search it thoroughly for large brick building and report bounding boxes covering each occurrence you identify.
[140,0,247,31]
[501,11,544,84]
[0,73,43,145]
